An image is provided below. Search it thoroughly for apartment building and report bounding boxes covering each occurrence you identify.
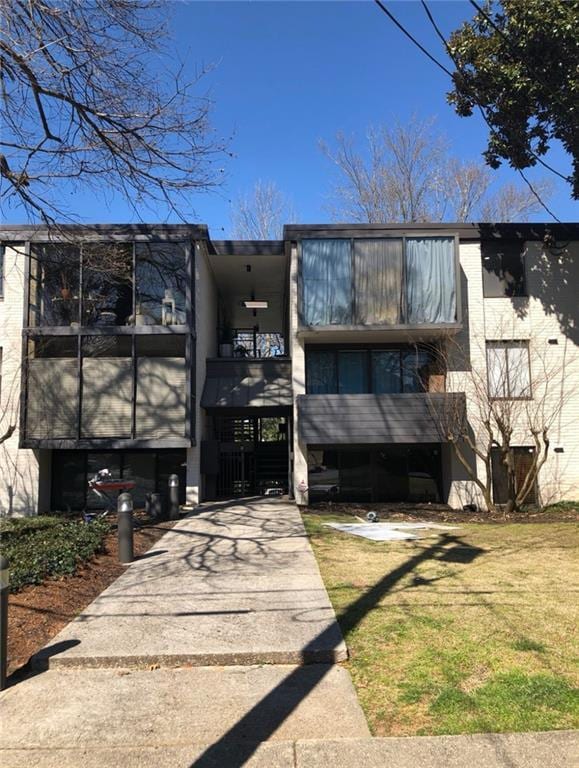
[0,222,577,515]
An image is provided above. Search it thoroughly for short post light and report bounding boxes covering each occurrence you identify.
[0,555,9,691]
[117,492,134,564]
[168,474,180,521]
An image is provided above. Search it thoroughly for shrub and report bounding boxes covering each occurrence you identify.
[0,517,110,591]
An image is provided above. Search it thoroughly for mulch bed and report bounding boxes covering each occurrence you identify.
[6,518,175,683]
[304,501,579,524]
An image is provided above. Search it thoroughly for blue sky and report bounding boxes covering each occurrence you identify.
[4,1,577,231]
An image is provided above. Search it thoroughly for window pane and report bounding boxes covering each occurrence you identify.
[81,336,132,438]
[372,351,401,394]
[353,239,403,324]
[339,451,371,502]
[507,344,530,397]
[486,345,507,398]
[29,245,80,327]
[306,350,337,394]
[406,237,455,323]
[338,351,368,394]
[135,243,187,326]
[86,453,122,509]
[122,452,156,509]
[301,240,352,325]
[402,349,430,393]
[136,335,186,357]
[26,337,78,438]
[82,243,133,326]
[307,449,339,502]
[482,242,526,297]
[52,451,86,510]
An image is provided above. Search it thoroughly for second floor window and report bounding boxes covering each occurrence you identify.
[300,236,456,327]
[486,341,531,399]
[482,241,526,298]
[306,347,433,395]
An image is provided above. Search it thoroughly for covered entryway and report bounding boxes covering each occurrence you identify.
[201,358,293,499]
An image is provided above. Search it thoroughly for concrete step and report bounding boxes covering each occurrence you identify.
[0,666,370,752]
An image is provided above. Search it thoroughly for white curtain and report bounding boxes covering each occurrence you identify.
[301,239,352,325]
[406,237,456,324]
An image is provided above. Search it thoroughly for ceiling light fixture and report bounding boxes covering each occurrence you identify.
[243,300,268,309]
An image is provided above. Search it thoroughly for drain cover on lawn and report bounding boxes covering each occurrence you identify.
[325,522,459,541]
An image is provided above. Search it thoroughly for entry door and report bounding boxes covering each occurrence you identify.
[217,442,255,497]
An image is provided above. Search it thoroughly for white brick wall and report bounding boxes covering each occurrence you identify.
[0,244,42,515]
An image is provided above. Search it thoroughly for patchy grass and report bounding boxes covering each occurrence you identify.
[303,512,579,736]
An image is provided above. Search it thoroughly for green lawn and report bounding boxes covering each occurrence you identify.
[303,512,579,736]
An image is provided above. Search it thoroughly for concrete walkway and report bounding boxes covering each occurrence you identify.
[34,497,347,668]
[1,497,576,767]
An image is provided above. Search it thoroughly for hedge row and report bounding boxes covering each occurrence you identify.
[0,516,110,592]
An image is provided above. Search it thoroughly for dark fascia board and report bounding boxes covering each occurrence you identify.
[283,222,579,242]
[208,239,284,256]
[0,223,209,242]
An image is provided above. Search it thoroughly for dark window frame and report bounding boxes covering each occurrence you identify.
[298,233,461,329]
[20,238,195,448]
[486,340,532,401]
[482,241,527,298]
[0,244,4,299]
[305,344,434,395]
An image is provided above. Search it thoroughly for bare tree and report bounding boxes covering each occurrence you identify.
[231,180,296,240]
[431,328,576,514]
[321,116,553,223]
[480,181,555,222]
[0,0,228,223]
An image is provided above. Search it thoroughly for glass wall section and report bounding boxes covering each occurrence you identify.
[353,239,403,324]
[306,347,433,395]
[51,449,186,510]
[82,243,133,326]
[307,445,441,503]
[81,336,132,438]
[306,350,336,393]
[135,335,187,438]
[26,337,78,439]
[371,351,401,394]
[401,349,431,393]
[29,245,80,327]
[301,239,352,325]
[338,351,368,394]
[135,243,187,326]
[405,237,455,324]
[301,236,456,327]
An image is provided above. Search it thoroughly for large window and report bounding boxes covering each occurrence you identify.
[482,241,526,298]
[306,347,434,395]
[51,449,186,510]
[486,341,531,399]
[307,445,441,503]
[301,236,456,327]
[28,241,190,329]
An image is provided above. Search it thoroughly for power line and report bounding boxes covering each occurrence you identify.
[373,0,560,221]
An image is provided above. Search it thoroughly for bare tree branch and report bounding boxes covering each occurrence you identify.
[231,180,296,240]
[0,0,229,223]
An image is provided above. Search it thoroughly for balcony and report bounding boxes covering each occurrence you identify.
[297,235,461,340]
[297,392,466,445]
[202,358,292,411]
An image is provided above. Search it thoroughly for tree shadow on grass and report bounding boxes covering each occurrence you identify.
[191,533,484,767]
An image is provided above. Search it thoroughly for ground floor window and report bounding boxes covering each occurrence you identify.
[307,444,442,503]
[51,449,187,510]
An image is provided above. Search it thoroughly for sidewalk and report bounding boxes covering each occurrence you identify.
[33,497,347,668]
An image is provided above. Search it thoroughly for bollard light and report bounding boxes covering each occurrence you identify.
[117,492,134,564]
[168,474,180,521]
